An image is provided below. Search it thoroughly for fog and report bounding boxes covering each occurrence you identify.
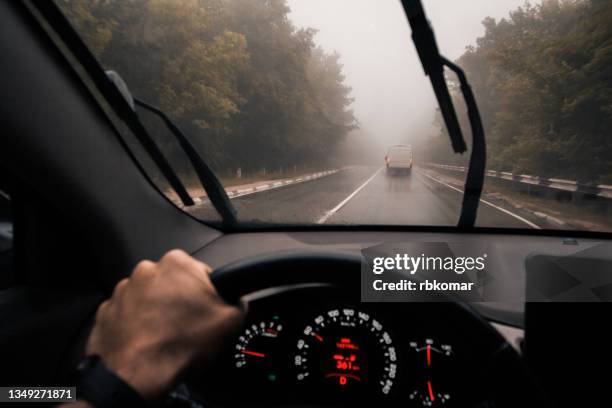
[287,0,530,161]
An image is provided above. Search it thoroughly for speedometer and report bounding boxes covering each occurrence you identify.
[294,308,397,396]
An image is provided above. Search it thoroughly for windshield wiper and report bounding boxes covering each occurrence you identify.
[105,71,237,225]
[441,58,486,228]
[402,0,486,228]
[32,0,236,225]
[133,99,237,226]
[28,1,195,208]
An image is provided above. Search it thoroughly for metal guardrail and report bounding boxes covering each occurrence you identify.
[424,163,612,200]
[187,169,342,207]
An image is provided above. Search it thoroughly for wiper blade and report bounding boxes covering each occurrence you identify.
[105,70,237,225]
[402,0,486,227]
[402,0,466,154]
[442,58,486,228]
[134,99,237,226]
[27,1,194,208]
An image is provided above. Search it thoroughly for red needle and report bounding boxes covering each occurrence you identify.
[242,350,266,358]
[427,344,431,367]
[427,380,435,401]
[313,333,324,342]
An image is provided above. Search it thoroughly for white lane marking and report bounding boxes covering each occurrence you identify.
[421,171,541,229]
[317,167,383,224]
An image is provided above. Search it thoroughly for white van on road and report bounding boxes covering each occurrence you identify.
[385,144,413,175]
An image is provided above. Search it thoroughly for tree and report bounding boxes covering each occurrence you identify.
[57,0,357,175]
[423,0,612,183]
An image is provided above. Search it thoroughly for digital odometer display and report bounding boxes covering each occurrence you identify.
[294,308,397,396]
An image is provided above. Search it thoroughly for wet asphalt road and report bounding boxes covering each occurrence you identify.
[190,166,535,228]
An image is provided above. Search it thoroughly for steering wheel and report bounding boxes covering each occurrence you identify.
[210,251,361,304]
[207,250,543,407]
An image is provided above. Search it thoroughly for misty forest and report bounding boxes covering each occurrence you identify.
[60,0,611,184]
[426,0,612,184]
[60,0,357,177]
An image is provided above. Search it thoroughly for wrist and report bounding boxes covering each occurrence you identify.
[99,347,190,401]
[75,355,147,408]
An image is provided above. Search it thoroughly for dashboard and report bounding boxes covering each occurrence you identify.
[194,230,604,328]
[184,285,515,407]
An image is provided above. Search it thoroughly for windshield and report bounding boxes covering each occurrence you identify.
[56,0,612,232]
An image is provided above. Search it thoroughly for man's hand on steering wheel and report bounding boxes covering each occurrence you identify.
[65,249,245,407]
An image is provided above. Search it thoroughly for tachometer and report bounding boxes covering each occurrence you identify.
[234,318,284,384]
[294,308,397,395]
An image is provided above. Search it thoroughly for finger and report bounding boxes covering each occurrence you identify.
[160,250,213,286]
[159,249,192,267]
[134,259,156,271]
[131,259,157,281]
[112,278,130,298]
[95,300,110,321]
[189,260,214,285]
[159,249,200,274]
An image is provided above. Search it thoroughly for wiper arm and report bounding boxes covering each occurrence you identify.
[403,0,466,154]
[402,0,486,228]
[134,99,237,226]
[27,0,194,208]
[105,70,237,225]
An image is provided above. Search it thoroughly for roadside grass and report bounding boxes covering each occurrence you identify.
[484,185,612,232]
[425,167,612,232]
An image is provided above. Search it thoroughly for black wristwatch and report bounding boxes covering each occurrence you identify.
[75,355,147,408]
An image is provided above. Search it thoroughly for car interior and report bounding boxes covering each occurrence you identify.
[1,1,611,407]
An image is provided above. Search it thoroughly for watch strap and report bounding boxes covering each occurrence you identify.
[75,355,147,408]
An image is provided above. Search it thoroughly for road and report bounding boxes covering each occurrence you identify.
[190,166,538,228]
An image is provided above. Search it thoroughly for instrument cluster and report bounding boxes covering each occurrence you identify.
[198,286,488,407]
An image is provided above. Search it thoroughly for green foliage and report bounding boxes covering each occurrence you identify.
[424,0,612,183]
[57,0,356,173]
